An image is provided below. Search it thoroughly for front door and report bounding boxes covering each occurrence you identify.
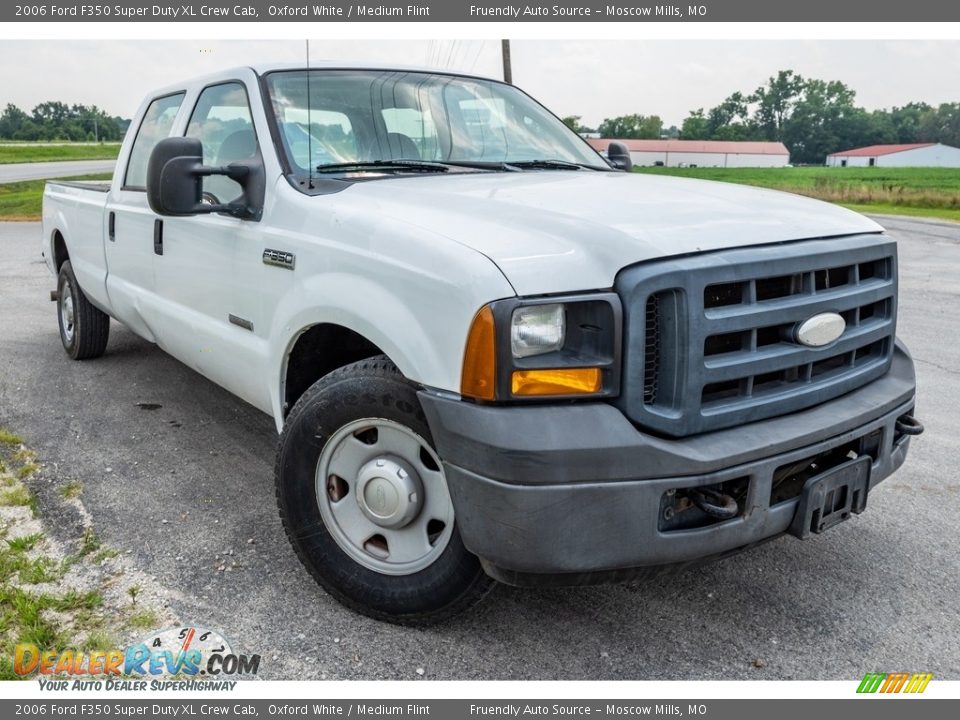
[148,81,267,409]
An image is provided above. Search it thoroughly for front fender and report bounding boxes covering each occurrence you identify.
[267,269,514,431]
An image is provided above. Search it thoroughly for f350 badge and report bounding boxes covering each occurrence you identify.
[263,249,295,270]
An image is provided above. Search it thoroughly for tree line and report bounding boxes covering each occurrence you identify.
[563,70,960,164]
[0,102,129,142]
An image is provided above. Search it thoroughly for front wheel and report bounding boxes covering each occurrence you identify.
[275,356,492,624]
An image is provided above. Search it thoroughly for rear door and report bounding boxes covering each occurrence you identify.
[104,91,186,340]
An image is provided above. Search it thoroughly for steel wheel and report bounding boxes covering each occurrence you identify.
[60,278,75,344]
[315,417,455,576]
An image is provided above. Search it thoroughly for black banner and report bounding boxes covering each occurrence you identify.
[4,1,960,23]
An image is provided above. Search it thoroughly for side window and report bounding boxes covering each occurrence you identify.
[124,93,185,190]
[186,82,257,203]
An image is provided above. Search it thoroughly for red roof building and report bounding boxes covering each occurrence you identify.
[587,139,790,168]
[826,142,960,167]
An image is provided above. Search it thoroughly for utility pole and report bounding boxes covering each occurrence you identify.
[501,39,512,84]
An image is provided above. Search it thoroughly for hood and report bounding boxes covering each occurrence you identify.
[348,170,884,296]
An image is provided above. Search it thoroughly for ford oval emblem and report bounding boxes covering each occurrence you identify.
[795,312,846,347]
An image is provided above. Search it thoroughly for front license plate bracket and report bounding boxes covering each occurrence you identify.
[788,456,871,539]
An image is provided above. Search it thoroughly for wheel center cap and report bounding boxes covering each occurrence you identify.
[355,457,422,529]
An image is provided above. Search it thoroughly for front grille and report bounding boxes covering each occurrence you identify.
[615,235,898,437]
[643,294,661,404]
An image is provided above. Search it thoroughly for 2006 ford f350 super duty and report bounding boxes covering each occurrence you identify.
[42,63,922,623]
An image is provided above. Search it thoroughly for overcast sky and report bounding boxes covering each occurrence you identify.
[1,39,957,127]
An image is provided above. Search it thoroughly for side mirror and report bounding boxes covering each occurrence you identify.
[146,137,264,220]
[606,141,633,172]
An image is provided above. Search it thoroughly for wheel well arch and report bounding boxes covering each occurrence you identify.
[52,230,69,271]
[282,323,386,415]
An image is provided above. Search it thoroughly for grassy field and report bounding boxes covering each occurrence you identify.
[634,166,960,222]
[0,431,168,680]
[0,143,121,165]
[0,174,112,221]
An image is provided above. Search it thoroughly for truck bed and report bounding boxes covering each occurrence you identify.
[46,178,112,193]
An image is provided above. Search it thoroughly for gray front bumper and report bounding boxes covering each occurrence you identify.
[419,343,916,585]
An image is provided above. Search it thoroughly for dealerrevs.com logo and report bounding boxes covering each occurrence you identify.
[857,672,933,694]
[14,626,260,690]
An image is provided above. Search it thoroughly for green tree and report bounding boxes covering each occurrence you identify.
[0,104,30,138]
[889,102,932,143]
[0,102,126,141]
[597,113,663,139]
[752,70,805,141]
[918,103,960,147]
[680,109,710,139]
[782,78,858,164]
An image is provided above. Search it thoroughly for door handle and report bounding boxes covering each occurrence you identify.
[108,211,116,241]
[153,219,163,256]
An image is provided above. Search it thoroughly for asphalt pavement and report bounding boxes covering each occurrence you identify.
[0,216,957,680]
[0,160,115,183]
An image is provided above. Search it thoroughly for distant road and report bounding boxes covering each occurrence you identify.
[0,160,115,183]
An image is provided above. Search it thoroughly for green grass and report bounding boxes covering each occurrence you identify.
[0,173,112,221]
[7,534,43,553]
[0,486,34,509]
[0,430,23,445]
[59,482,83,500]
[78,527,101,557]
[0,143,120,165]
[0,439,116,680]
[634,166,960,222]
[125,608,158,630]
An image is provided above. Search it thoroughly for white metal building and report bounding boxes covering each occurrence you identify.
[826,143,960,168]
[587,139,790,168]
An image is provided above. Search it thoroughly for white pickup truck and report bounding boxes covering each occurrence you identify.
[42,63,921,624]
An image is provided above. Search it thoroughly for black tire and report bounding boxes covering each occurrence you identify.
[275,355,493,625]
[57,260,110,360]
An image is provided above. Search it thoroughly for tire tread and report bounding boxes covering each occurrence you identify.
[274,355,493,626]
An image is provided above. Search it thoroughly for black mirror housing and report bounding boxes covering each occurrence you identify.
[146,136,264,220]
[607,141,634,172]
[146,137,204,216]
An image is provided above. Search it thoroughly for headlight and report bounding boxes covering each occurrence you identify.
[511,303,565,358]
[461,294,622,402]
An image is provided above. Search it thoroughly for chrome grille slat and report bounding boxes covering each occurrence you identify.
[614,235,898,437]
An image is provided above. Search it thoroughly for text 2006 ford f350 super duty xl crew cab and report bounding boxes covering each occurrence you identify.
[42,64,922,624]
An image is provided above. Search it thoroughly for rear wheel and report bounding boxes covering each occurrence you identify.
[57,260,109,360]
[275,356,492,624]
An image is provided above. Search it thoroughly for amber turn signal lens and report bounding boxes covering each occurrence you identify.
[511,367,602,396]
[461,306,497,401]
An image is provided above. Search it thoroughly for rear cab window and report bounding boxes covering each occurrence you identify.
[123,92,185,190]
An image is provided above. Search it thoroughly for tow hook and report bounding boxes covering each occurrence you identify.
[686,487,739,520]
[895,414,924,436]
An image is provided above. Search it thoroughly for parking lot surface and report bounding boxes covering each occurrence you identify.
[0,216,957,680]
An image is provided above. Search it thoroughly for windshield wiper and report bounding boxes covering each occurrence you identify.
[440,160,522,172]
[315,159,451,174]
[510,159,602,171]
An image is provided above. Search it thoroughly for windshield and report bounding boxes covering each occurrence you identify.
[263,69,609,178]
